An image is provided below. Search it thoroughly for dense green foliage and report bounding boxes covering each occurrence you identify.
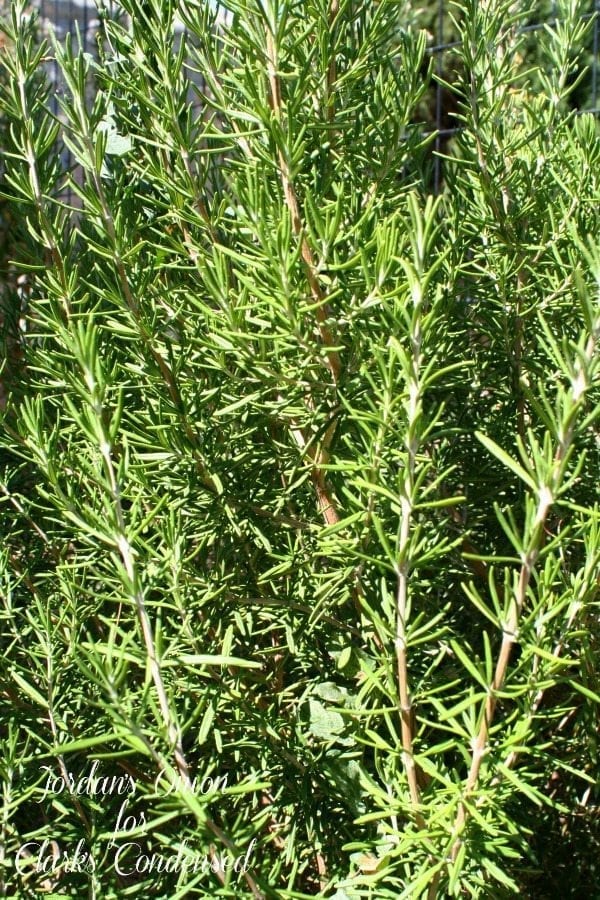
[1,0,599,897]
[0,0,27,412]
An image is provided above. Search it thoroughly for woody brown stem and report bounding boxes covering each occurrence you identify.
[326,0,339,126]
[436,326,599,890]
[266,26,342,528]
[266,31,341,385]
[514,267,528,444]
[395,302,428,820]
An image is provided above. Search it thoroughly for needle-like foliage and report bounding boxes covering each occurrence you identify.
[0,1,599,897]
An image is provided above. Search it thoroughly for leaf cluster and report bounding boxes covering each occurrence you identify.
[0,1,599,897]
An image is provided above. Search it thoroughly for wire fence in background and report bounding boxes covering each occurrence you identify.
[32,0,600,197]
[426,0,600,189]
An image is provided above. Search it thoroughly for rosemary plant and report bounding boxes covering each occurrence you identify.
[0,0,599,897]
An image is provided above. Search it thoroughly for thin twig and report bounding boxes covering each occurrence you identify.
[265,25,342,528]
[395,283,428,822]
[98,421,265,899]
[265,34,341,383]
[436,325,599,889]
[326,0,339,127]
